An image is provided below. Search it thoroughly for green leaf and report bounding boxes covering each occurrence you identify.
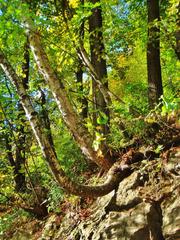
[97,112,108,125]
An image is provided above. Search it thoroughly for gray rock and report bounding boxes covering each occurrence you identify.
[39,153,179,240]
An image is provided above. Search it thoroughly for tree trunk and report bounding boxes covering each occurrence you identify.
[55,0,88,119]
[174,4,180,60]
[147,0,163,108]
[14,39,30,192]
[5,133,26,192]
[2,49,29,192]
[0,50,132,197]
[89,0,109,135]
[76,1,88,120]
[39,88,56,153]
[76,61,88,119]
[23,18,112,170]
[14,103,26,192]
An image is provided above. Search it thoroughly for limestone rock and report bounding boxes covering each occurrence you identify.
[40,152,179,240]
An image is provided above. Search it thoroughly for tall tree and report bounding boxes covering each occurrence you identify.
[54,0,88,120]
[25,18,112,170]
[0,40,29,192]
[14,39,30,191]
[76,0,88,119]
[0,0,113,169]
[0,50,131,197]
[89,0,109,135]
[147,0,163,108]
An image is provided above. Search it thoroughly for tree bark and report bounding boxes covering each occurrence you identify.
[23,18,112,170]
[38,88,56,153]
[14,103,26,192]
[2,55,28,192]
[76,61,88,119]
[89,0,110,135]
[55,0,112,116]
[0,50,133,197]
[76,0,88,119]
[174,5,180,60]
[14,38,30,192]
[4,130,26,192]
[147,0,163,108]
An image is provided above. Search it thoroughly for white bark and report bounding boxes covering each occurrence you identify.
[23,19,112,170]
[0,50,132,197]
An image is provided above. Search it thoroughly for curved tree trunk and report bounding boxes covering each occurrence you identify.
[0,50,132,197]
[23,18,112,170]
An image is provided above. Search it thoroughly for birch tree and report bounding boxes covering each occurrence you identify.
[0,50,131,197]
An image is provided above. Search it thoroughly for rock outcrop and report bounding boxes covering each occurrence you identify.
[40,149,180,240]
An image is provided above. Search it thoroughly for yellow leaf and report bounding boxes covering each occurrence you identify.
[69,0,80,8]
